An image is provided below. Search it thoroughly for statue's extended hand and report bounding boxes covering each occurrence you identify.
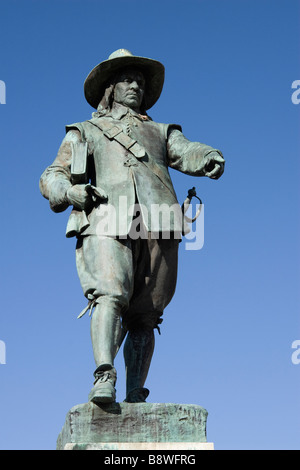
[202,153,225,180]
[66,184,94,211]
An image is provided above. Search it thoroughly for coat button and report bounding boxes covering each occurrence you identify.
[124,157,138,167]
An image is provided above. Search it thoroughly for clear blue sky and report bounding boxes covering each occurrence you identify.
[0,0,299,450]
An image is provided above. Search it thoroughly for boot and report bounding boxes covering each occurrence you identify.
[88,363,117,404]
[124,387,149,403]
[123,329,154,402]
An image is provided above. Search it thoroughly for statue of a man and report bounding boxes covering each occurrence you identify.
[40,49,225,404]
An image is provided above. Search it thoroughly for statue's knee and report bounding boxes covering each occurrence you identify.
[124,311,163,334]
[88,292,128,313]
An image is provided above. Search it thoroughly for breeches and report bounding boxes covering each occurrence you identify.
[75,235,179,330]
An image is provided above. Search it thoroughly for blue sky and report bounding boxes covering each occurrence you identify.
[0,0,299,450]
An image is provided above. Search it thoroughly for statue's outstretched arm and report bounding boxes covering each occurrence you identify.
[167,128,225,180]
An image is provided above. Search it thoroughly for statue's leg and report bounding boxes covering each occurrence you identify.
[76,235,133,403]
[122,237,179,403]
[90,297,122,367]
[88,298,124,404]
[123,327,154,402]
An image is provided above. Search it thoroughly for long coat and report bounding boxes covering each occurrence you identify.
[39,103,222,238]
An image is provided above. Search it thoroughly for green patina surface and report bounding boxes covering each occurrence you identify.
[57,402,208,449]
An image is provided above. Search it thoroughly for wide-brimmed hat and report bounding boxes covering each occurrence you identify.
[84,49,165,110]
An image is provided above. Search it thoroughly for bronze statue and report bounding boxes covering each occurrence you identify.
[40,49,225,404]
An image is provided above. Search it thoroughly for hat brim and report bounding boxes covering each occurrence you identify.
[84,55,165,110]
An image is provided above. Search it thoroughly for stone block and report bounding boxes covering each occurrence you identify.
[57,402,211,450]
[64,442,214,450]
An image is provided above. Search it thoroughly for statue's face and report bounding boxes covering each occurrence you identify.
[113,68,145,112]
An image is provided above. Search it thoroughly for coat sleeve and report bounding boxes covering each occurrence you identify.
[167,125,223,176]
[39,129,81,213]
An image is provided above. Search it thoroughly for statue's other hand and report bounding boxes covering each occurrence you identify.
[66,184,94,211]
[203,153,225,179]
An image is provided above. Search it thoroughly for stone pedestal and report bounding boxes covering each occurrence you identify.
[56,402,214,450]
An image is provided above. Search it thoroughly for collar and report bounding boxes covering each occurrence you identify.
[109,102,150,121]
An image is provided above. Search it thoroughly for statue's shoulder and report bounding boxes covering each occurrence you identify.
[147,119,182,139]
[65,119,102,140]
[65,120,88,133]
